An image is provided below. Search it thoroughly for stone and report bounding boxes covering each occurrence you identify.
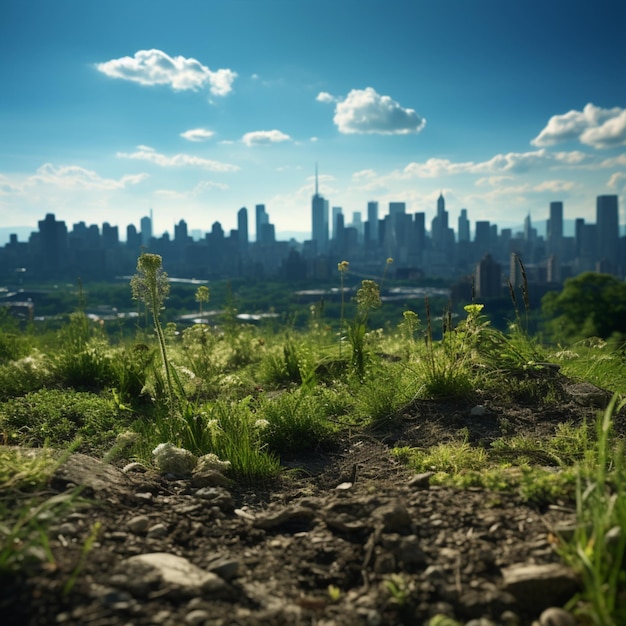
[127,515,151,534]
[253,505,316,531]
[194,487,234,511]
[185,609,210,625]
[204,555,241,580]
[408,472,434,489]
[147,523,168,539]
[471,405,487,416]
[539,607,577,626]
[190,469,231,488]
[501,563,579,610]
[372,501,412,534]
[124,553,211,595]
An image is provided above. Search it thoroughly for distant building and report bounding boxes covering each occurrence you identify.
[311,166,329,253]
[475,253,501,298]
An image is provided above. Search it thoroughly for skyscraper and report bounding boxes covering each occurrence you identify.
[596,195,619,266]
[548,201,563,257]
[458,209,470,243]
[367,201,379,243]
[140,213,152,248]
[311,166,329,253]
[255,204,269,243]
[237,207,248,253]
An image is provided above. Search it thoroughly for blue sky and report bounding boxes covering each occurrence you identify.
[1,0,625,241]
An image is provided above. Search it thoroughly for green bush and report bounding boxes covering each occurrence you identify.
[0,389,129,453]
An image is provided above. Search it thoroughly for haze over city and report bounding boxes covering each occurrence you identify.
[1,0,625,243]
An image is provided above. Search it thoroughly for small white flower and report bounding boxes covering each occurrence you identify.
[254,419,270,430]
[152,442,197,474]
[196,453,231,473]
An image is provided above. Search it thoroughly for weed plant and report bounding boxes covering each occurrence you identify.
[558,396,626,625]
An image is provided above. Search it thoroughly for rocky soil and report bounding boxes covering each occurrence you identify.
[1,379,622,626]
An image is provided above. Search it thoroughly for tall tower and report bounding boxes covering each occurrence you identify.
[255,204,269,243]
[140,213,152,248]
[596,195,619,267]
[458,209,470,243]
[367,201,379,243]
[237,207,249,252]
[548,201,563,257]
[311,165,329,253]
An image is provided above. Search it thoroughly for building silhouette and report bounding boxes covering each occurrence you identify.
[311,166,329,255]
[0,191,623,297]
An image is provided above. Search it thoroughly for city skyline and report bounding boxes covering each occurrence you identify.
[1,1,625,238]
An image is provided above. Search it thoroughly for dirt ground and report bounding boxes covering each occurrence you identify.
[2,377,622,626]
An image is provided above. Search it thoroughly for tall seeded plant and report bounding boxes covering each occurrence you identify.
[131,253,176,414]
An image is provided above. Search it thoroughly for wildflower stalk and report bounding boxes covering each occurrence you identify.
[337,261,349,359]
[131,253,176,413]
[195,285,210,322]
[348,279,381,380]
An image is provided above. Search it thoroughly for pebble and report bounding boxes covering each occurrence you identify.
[408,472,434,488]
[185,609,210,625]
[127,515,151,533]
[134,491,154,503]
[539,607,577,626]
[147,523,168,538]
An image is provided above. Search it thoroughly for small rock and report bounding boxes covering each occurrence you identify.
[501,563,579,610]
[190,470,231,488]
[185,609,210,625]
[253,506,316,531]
[470,405,487,416]
[134,491,154,503]
[408,472,434,489]
[372,501,412,534]
[127,515,151,534]
[194,487,234,511]
[539,607,577,626]
[125,553,209,594]
[200,572,230,594]
[335,482,353,490]
[205,556,240,580]
[122,462,147,473]
[500,610,521,626]
[147,523,168,539]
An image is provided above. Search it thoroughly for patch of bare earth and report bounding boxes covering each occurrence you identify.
[1,377,622,626]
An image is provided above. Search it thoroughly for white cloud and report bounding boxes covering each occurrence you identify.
[532,180,577,192]
[96,49,237,96]
[155,181,229,199]
[316,91,336,104]
[332,87,426,135]
[352,169,378,181]
[402,149,587,178]
[598,155,626,168]
[608,172,626,189]
[531,103,626,149]
[181,128,215,142]
[30,164,149,190]
[116,146,239,172]
[242,130,292,146]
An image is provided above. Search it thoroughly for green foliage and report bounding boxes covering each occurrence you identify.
[0,445,81,575]
[255,389,335,453]
[0,350,53,401]
[0,309,32,364]
[347,279,382,380]
[0,389,128,453]
[558,396,626,625]
[542,272,626,343]
[131,253,177,413]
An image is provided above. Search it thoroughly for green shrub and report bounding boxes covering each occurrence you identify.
[0,389,129,453]
[256,389,335,453]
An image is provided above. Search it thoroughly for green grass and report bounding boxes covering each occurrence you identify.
[3,265,626,620]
